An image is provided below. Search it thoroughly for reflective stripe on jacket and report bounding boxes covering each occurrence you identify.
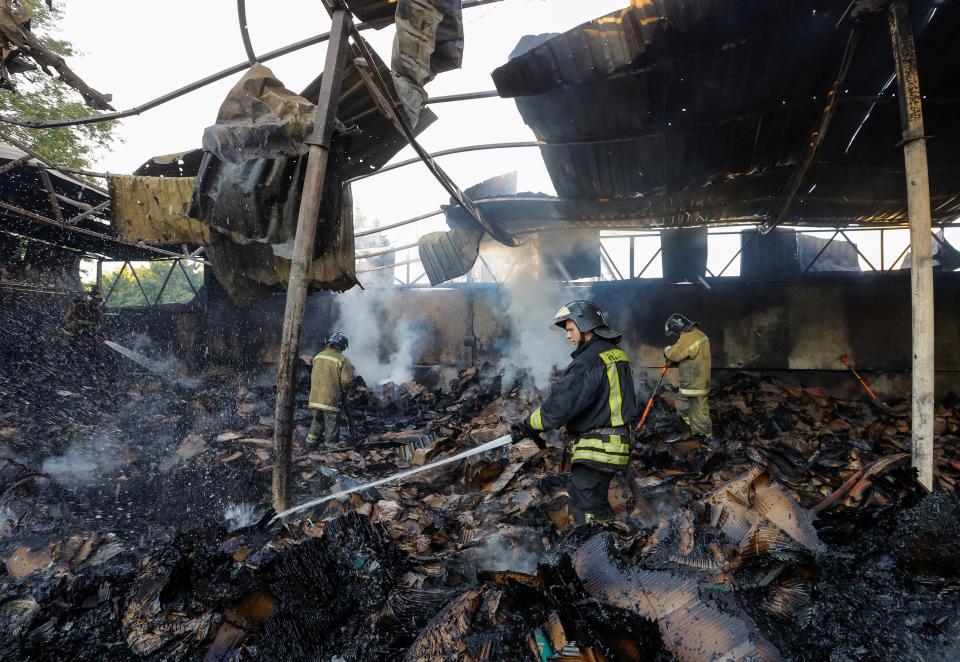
[308,347,355,411]
[664,327,711,395]
[525,337,638,472]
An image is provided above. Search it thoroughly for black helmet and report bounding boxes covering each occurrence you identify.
[552,300,621,342]
[327,332,348,352]
[665,313,696,337]
[89,287,103,300]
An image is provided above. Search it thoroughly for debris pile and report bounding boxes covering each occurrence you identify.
[0,358,958,659]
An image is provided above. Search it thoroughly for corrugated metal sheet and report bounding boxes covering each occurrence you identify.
[489,0,960,229]
[571,533,779,662]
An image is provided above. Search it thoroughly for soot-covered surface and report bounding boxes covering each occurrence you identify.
[1,306,959,660]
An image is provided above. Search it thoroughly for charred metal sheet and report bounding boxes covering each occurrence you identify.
[704,466,823,554]
[202,64,317,163]
[421,172,516,285]
[186,45,434,302]
[491,0,960,229]
[132,149,206,178]
[0,143,154,260]
[572,533,780,662]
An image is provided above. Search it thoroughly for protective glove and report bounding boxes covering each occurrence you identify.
[511,420,546,449]
[510,421,529,442]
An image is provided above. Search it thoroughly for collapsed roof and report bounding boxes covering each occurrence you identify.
[472,0,960,234]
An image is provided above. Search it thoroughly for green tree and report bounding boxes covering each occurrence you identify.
[103,261,203,307]
[0,0,117,169]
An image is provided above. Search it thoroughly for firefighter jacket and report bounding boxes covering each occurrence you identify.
[308,347,355,411]
[664,327,711,396]
[525,337,638,473]
[64,300,103,339]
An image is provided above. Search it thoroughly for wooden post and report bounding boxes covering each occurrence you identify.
[272,7,351,512]
[889,0,934,491]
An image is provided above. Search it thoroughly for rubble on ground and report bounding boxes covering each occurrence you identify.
[0,349,958,659]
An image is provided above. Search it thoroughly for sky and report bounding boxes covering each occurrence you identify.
[60,1,622,225]
[58,0,955,283]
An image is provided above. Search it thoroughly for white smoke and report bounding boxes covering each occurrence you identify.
[42,429,124,487]
[465,531,544,574]
[333,288,418,385]
[500,280,578,389]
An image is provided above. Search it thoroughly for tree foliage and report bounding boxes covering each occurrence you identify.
[102,261,203,307]
[0,0,117,169]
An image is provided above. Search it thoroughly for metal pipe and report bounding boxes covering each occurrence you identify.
[354,209,443,237]
[357,256,419,273]
[341,7,513,247]
[0,200,210,264]
[426,90,499,104]
[0,133,110,194]
[237,0,258,64]
[356,240,419,260]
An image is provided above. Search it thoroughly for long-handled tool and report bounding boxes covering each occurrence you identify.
[636,361,670,432]
[840,354,883,404]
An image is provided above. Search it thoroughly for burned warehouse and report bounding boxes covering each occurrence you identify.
[1,0,960,660]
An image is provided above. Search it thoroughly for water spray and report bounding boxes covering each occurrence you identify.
[271,434,513,523]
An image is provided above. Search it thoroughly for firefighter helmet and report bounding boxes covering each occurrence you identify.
[327,332,349,352]
[665,313,696,337]
[552,300,621,341]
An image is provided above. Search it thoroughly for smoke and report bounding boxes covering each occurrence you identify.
[464,531,544,574]
[42,429,125,487]
[333,288,419,385]
[499,280,576,389]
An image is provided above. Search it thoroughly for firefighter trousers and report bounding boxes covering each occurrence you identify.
[675,394,712,437]
[568,464,615,524]
[307,409,340,446]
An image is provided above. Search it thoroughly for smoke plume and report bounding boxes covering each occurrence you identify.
[333,288,419,385]
[499,280,575,389]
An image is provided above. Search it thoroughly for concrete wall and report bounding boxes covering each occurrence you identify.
[126,271,960,400]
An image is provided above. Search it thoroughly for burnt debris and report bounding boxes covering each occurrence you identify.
[1,344,959,659]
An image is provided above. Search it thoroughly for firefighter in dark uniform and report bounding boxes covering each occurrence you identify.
[64,287,104,342]
[306,332,354,447]
[512,301,639,524]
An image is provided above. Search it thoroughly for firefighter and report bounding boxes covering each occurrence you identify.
[512,301,638,524]
[64,287,104,342]
[306,332,354,447]
[663,313,715,443]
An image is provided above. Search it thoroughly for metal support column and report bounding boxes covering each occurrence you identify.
[272,7,351,512]
[890,0,934,491]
